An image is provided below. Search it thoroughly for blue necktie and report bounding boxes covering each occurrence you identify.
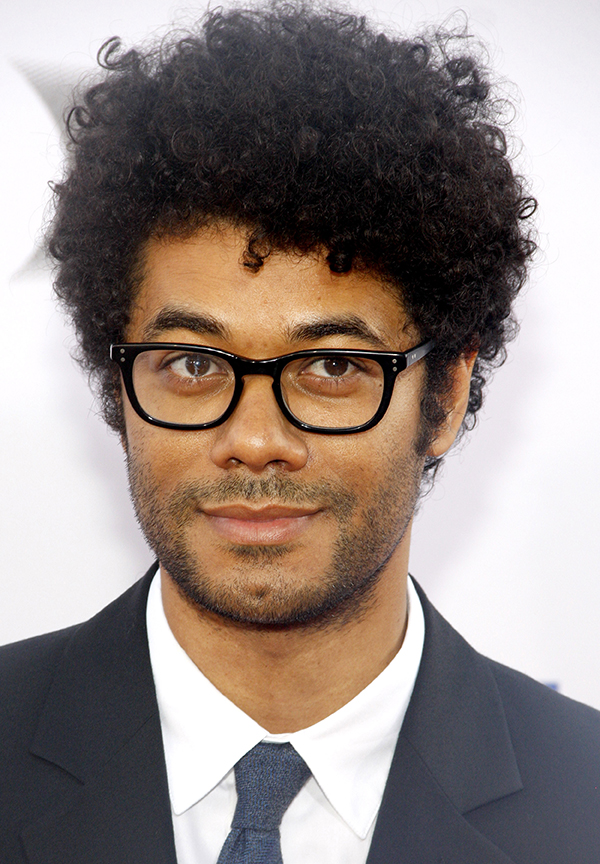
[216,742,311,864]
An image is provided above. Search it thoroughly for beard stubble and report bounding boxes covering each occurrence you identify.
[126,448,424,630]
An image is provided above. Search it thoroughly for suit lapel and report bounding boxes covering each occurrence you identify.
[366,737,517,864]
[21,566,177,864]
[366,582,523,864]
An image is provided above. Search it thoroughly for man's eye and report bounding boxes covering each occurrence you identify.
[164,353,223,378]
[305,356,357,378]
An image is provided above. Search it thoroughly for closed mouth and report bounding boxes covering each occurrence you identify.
[199,503,323,544]
[200,504,321,520]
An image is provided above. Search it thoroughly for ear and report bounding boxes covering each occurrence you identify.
[427,352,478,459]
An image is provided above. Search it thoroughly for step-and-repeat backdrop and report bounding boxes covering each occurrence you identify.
[2,0,599,708]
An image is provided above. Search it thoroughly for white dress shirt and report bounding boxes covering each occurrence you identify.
[146,573,425,864]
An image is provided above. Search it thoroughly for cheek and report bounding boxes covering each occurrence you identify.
[309,422,417,494]
[386,371,426,441]
[326,385,424,491]
[123,407,214,492]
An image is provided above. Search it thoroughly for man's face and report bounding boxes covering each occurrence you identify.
[123,225,428,628]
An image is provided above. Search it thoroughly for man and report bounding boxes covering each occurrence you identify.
[1,5,598,863]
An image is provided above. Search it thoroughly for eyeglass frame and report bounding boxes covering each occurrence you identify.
[110,339,435,435]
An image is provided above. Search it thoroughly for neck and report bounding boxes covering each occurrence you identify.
[160,539,410,733]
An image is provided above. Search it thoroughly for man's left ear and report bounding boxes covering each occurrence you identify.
[427,352,478,459]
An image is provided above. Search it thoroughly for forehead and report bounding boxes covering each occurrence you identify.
[128,225,412,354]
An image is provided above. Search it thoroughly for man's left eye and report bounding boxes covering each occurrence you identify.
[305,356,357,377]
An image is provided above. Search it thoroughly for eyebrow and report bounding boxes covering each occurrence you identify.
[141,307,230,341]
[287,316,389,350]
[141,308,389,351]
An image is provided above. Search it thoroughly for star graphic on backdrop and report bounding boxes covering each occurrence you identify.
[11,59,87,275]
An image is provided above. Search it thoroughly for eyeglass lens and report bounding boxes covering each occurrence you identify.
[131,348,385,429]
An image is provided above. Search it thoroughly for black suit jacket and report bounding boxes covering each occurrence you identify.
[1,567,599,863]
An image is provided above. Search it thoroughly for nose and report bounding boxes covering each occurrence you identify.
[209,375,309,472]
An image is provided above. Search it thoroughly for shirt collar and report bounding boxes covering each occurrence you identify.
[147,571,425,839]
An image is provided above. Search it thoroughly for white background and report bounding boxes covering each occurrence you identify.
[1,0,599,708]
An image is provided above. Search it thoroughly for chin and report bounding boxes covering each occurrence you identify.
[164,550,383,631]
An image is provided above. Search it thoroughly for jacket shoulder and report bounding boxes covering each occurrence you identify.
[488,655,600,758]
[407,580,600,861]
[0,626,80,728]
[466,655,600,861]
[0,570,155,733]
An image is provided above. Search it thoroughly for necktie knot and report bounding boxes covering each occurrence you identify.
[232,742,311,832]
[216,742,310,864]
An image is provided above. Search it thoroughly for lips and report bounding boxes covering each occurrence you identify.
[200,503,321,544]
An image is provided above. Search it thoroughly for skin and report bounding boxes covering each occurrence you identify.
[122,224,474,733]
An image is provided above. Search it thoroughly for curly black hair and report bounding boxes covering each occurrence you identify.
[47,3,536,475]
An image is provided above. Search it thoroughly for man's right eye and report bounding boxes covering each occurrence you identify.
[159,353,228,379]
[169,354,211,378]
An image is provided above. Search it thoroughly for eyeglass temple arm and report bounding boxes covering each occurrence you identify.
[404,339,435,368]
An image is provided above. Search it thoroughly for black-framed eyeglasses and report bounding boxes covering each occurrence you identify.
[110,339,435,434]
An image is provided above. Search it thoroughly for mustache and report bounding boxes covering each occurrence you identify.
[167,474,357,519]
